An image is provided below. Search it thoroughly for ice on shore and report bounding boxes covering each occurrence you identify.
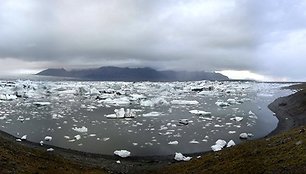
[47,148,54,152]
[227,140,236,147]
[72,126,88,133]
[21,135,27,140]
[211,139,227,152]
[114,150,131,158]
[174,153,192,161]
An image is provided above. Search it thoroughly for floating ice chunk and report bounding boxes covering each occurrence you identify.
[239,133,248,139]
[47,148,54,152]
[33,102,51,107]
[16,139,22,142]
[216,139,227,147]
[215,101,230,107]
[52,114,63,120]
[44,136,52,141]
[115,108,125,118]
[114,150,131,158]
[103,137,110,141]
[130,94,146,100]
[171,100,199,105]
[227,98,236,104]
[143,112,162,117]
[174,153,192,161]
[234,117,244,122]
[178,119,189,125]
[104,97,131,106]
[227,140,236,147]
[249,111,255,115]
[228,131,236,134]
[168,141,179,145]
[105,114,117,119]
[189,140,200,144]
[89,134,96,137]
[72,126,88,133]
[21,135,27,140]
[0,116,6,120]
[125,109,136,118]
[189,110,211,116]
[40,141,44,146]
[74,135,81,140]
[0,94,17,100]
[116,160,121,164]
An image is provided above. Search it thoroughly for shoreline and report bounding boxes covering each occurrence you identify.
[1,84,305,173]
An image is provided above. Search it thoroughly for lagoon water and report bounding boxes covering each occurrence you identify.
[0,76,293,156]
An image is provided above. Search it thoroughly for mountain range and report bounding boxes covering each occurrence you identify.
[36,66,229,81]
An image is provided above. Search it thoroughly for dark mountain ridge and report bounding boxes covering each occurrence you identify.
[36,66,229,81]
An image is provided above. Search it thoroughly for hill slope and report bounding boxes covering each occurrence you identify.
[36,66,229,81]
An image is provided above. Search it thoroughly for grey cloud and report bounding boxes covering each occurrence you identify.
[0,0,306,80]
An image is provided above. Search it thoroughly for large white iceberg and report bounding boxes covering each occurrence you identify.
[114,150,131,158]
[174,152,192,161]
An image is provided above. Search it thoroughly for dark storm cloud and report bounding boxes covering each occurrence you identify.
[0,0,306,80]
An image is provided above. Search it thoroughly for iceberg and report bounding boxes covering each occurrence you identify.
[174,153,192,161]
[114,150,131,158]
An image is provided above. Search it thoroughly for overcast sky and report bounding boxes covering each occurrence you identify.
[0,0,306,81]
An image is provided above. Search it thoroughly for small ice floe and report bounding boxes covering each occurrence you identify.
[33,102,51,107]
[74,135,81,140]
[168,141,179,145]
[89,134,96,137]
[132,143,138,146]
[189,110,211,116]
[103,137,110,141]
[231,116,244,122]
[0,116,6,120]
[47,148,54,152]
[228,131,236,134]
[227,140,236,147]
[171,100,199,105]
[116,160,121,164]
[21,135,27,140]
[106,108,136,119]
[239,133,249,139]
[189,140,200,144]
[114,150,131,158]
[174,152,192,162]
[178,119,189,125]
[227,98,237,105]
[44,136,52,141]
[215,101,230,107]
[72,126,88,133]
[40,141,44,146]
[143,112,162,117]
[16,139,22,142]
[211,139,227,152]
